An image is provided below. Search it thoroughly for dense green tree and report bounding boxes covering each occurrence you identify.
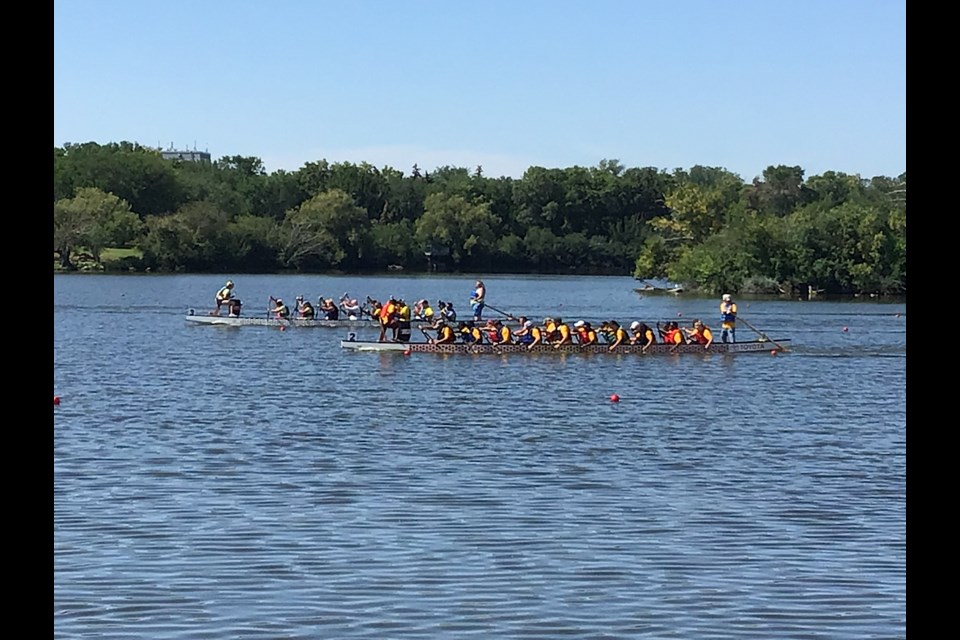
[415,193,501,268]
[54,142,184,216]
[368,220,419,268]
[228,214,281,272]
[139,200,233,271]
[745,165,813,216]
[278,189,369,270]
[53,187,142,268]
[633,235,673,280]
[51,141,905,291]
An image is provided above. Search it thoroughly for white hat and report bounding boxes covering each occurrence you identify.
[630,321,640,330]
[722,294,732,301]
[523,320,533,329]
[574,320,585,328]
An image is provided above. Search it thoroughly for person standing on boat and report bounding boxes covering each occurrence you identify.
[470,280,486,321]
[684,319,714,350]
[377,296,397,342]
[270,297,290,319]
[214,280,235,315]
[719,293,738,343]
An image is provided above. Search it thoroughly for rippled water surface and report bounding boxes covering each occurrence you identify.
[54,274,906,639]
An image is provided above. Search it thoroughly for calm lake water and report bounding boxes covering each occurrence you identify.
[54,274,906,639]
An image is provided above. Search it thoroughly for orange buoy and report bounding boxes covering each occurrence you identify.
[403,349,411,356]
[770,350,777,356]
[54,396,61,405]
[610,393,620,403]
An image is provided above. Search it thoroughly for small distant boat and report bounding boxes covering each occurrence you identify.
[634,279,683,295]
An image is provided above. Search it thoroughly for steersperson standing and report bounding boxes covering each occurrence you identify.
[471,280,486,321]
[719,293,738,343]
[214,280,235,315]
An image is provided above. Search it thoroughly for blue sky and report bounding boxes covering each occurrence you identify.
[54,0,905,181]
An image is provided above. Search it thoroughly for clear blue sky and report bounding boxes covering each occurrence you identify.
[54,0,906,181]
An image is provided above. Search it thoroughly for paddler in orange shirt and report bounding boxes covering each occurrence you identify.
[684,319,714,350]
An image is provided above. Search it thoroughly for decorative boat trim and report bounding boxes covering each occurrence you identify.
[340,339,787,355]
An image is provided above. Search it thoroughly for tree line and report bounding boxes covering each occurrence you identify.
[53,141,906,296]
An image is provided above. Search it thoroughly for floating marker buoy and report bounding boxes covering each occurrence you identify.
[403,350,411,356]
[895,313,901,318]
[610,394,620,403]
[54,396,60,405]
[280,325,286,331]
[677,312,682,317]
[842,326,848,332]
[770,350,777,356]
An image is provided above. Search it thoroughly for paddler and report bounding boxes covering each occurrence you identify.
[574,320,598,347]
[629,321,657,352]
[430,320,456,344]
[542,317,558,343]
[395,298,412,343]
[607,320,629,351]
[525,320,545,351]
[684,319,714,350]
[551,317,572,348]
[296,296,315,319]
[270,297,290,319]
[661,321,686,352]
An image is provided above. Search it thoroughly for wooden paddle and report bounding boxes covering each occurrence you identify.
[484,303,517,320]
[740,317,788,352]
